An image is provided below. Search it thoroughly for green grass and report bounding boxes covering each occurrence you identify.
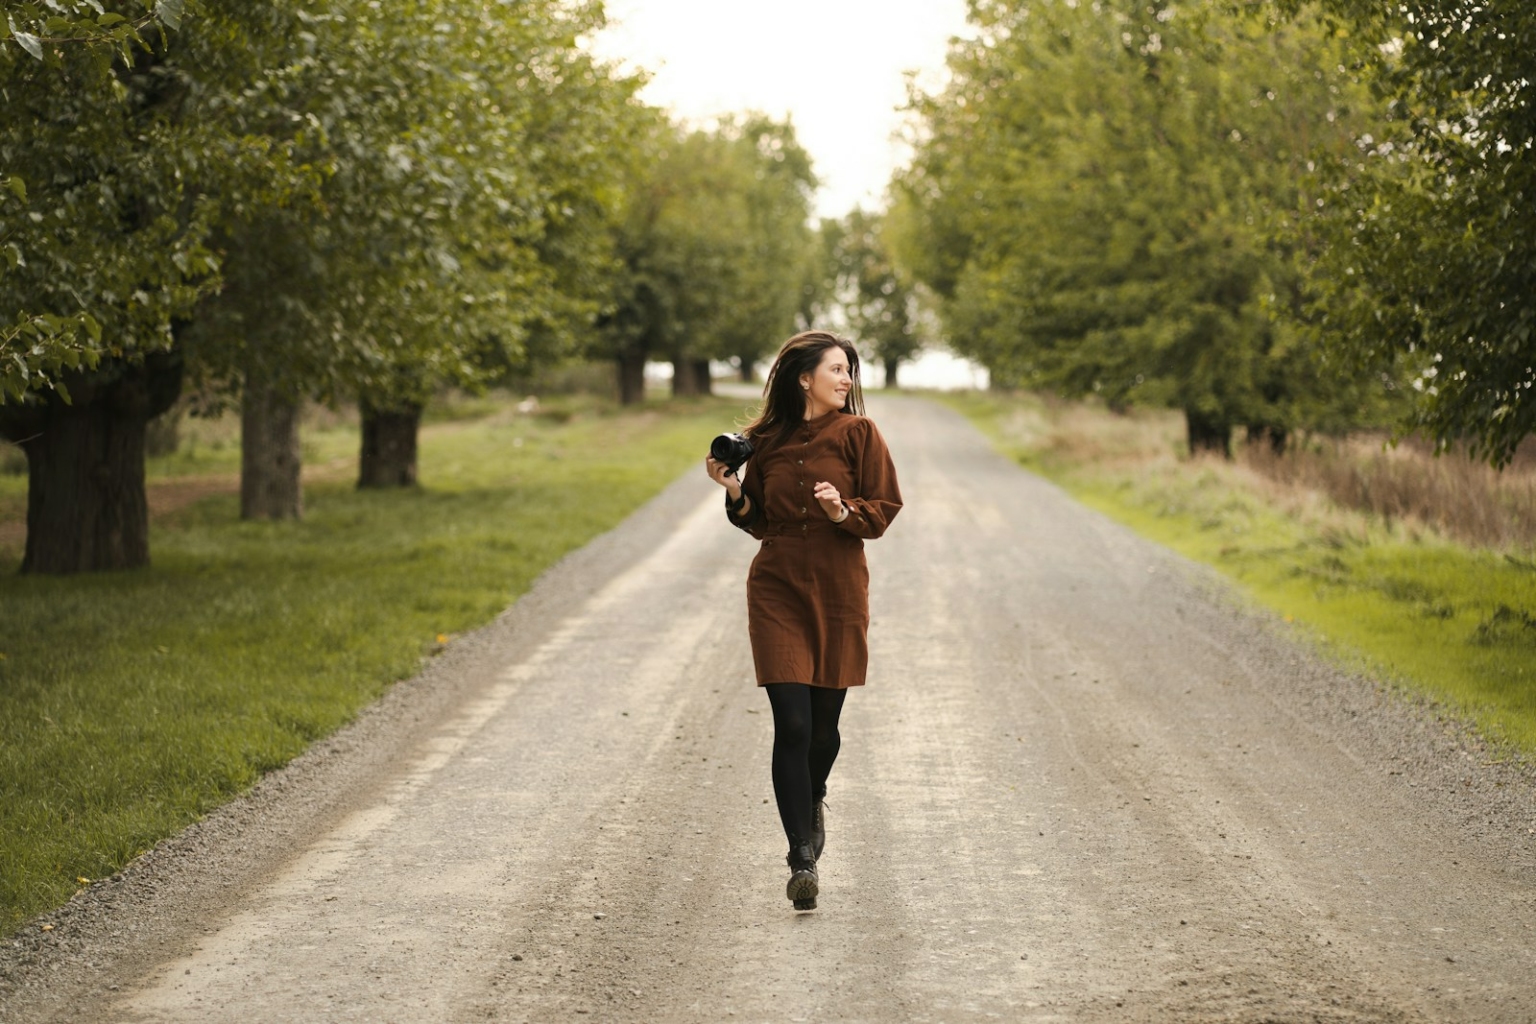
[0,392,747,932]
[942,390,1536,754]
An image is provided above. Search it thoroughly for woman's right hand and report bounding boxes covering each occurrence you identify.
[705,456,743,498]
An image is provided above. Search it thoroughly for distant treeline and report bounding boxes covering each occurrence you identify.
[889,0,1535,466]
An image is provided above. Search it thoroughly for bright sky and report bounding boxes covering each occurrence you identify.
[589,0,973,220]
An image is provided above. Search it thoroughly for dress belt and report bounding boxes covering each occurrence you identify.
[763,518,842,537]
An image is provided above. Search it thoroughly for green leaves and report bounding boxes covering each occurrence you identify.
[597,113,816,381]
[1,2,167,65]
[1265,0,1536,467]
[154,0,183,31]
[817,209,922,376]
[0,313,105,403]
[4,0,648,407]
[175,0,649,407]
[11,30,43,60]
[898,0,1390,444]
[0,3,264,403]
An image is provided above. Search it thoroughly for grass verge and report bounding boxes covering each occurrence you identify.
[942,391,1536,754]
[0,391,747,932]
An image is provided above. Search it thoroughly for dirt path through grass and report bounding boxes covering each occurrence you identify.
[5,396,1536,1022]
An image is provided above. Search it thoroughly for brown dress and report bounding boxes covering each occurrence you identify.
[727,411,902,688]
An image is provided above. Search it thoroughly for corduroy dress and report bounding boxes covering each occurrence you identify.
[727,410,902,688]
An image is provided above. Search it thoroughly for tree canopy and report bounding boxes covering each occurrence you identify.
[0,1,258,403]
[1271,0,1536,466]
[2,0,647,410]
[816,209,922,386]
[597,113,816,399]
[895,0,1534,463]
[897,0,1390,451]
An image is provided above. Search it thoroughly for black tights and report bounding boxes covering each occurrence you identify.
[764,683,848,851]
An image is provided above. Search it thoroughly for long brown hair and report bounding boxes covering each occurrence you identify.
[743,330,865,451]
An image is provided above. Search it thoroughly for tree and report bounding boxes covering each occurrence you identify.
[177,0,645,506]
[2,0,651,571]
[597,115,816,401]
[343,0,645,489]
[1271,0,1536,467]
[896,0,1385,453]
[715,116,818,385]
[818,209,922,388]
[0,1,191,402]
[0,3,311,570]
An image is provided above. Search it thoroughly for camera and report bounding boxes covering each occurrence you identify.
[710,432,754,477]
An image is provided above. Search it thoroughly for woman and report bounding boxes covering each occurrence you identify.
[704,330,902,911]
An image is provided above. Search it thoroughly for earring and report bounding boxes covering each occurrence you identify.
[801,383,810,390]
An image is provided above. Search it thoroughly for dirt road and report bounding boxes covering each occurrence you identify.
[5,395,1536,1023]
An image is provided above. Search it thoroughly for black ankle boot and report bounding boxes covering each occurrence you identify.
[810,800,827,860]
[785,841,819,911]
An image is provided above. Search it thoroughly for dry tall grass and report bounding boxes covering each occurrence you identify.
[995,394,1536,551]
[1241,435,1536,550]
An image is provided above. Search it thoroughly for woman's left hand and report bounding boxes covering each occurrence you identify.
[812,481,845,520]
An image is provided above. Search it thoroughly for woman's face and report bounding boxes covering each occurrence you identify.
[800,345,852,418]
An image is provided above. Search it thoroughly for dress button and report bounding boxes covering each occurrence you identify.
[797,459,804,465]
[800,506,807,514]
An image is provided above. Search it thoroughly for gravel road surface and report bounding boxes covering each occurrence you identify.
[4,395,1536,1023]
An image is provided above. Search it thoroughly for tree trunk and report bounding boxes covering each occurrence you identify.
[691,358,713,396]
[617,352,646,405]
[1184,408,1232,458]
[670,357,713,398]
[241,379,303,520]
[738,357,754,383]
[671,356,696,397]
[145,404,182,457]
[884,357,900,390]
[358,400,422,488]
[0,353,181,574]
[1245,423,1289,455]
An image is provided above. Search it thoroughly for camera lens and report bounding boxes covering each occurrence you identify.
[711,432,754,475]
